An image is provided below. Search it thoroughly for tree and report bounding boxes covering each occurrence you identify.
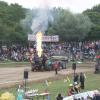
[0,1,26,45]
[47,8,92,41]
[83,4,100,39]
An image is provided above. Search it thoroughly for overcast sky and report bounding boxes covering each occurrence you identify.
[1,0,100,13]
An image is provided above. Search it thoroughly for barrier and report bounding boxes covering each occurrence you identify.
[63,90,100,100]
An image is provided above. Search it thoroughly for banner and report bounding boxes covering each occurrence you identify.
[28,35,59,42]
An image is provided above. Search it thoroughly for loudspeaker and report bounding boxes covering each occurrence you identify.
[24,70,28,79]
[72,62,76,70]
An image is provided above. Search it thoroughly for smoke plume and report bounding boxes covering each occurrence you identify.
[31,0,53,34]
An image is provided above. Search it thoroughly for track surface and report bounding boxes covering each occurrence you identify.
[0,64,94,88]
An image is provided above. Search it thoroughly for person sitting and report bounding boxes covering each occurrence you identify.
[74,82,80,93]
[80,72,85,89]
[56,93,63,100]
[67,84,75,96]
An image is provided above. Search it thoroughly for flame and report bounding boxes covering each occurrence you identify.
[36,32,43,57]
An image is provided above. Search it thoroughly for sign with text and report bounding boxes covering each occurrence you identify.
[28,34,59,42]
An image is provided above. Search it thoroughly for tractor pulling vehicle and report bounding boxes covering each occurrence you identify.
[31,55,68,71]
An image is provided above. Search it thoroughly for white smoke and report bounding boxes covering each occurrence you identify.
[31,0,53,34]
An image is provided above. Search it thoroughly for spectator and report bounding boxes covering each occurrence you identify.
[42,53,47,70]
[74,82,80,93]
[67,84,75,96]
[17,85,24,100]
[74,73,79,83]
[80,72,85,89]
[53,60,59,75]
[56,93,63,100]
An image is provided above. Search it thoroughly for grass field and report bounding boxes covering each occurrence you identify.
[0,62,30,67]
[0,61,95,68]
[0,72,100,100]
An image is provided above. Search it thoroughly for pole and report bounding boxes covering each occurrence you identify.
[24,69,28,92]
[74,70,75,81]
[73,69,76,100]
[25,79,27,92]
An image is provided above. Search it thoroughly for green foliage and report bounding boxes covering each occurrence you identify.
[20,9,33,34]
[0,1,99,44]
[84,4,100,40]
[20,7,92,41]
[0,1,26,44]
[47,8,92,41]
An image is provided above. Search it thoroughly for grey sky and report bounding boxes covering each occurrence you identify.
[1,0,100,13]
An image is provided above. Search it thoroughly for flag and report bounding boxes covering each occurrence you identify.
[45,80,49,87]
[45,80,52,87]
[84,73,86,79]
[64,79,67,83]
[67,76,70,83]
[64,76,70,83]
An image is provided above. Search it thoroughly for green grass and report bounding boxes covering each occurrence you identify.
[0,73,100,100]
[0,61,94,68]
[0,62,30,68]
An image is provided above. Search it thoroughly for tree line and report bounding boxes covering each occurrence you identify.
[0,1,100,45]
[83,4,100,40]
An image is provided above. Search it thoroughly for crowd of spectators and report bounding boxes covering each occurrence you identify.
[0,45,29,61]
[0,41,100,62]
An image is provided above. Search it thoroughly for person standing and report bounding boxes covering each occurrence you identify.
[53,60,59,75]
[17,85,24,100]
[42,53,47,70]
[44,89,50,100]
[80,72,85,89]
[56,93,63,100]
[74,73,79,83]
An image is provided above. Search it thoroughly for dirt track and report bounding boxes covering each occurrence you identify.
[0,64,94,88]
